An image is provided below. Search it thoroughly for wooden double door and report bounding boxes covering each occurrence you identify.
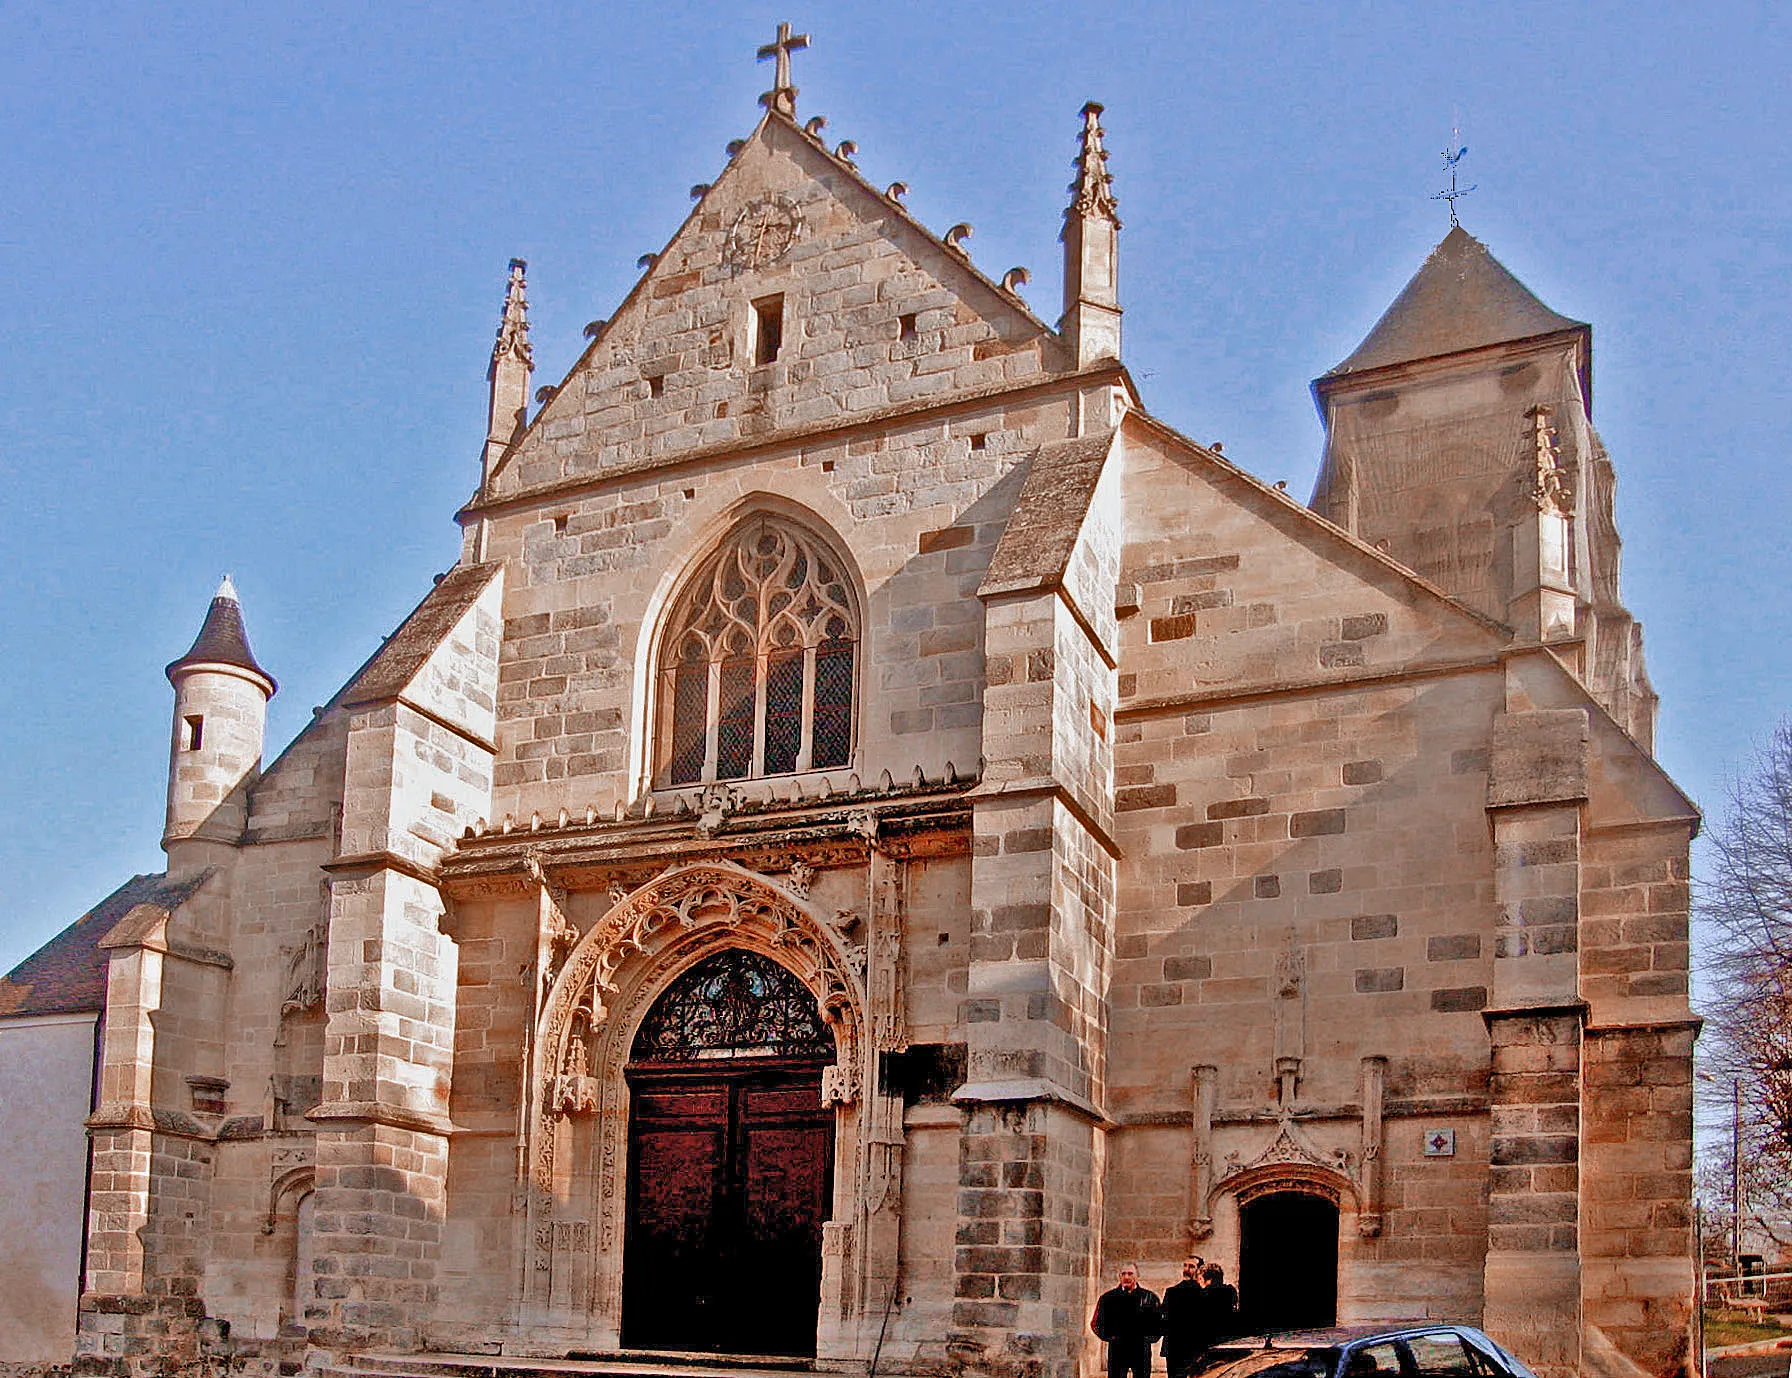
[622,1058,835,1356]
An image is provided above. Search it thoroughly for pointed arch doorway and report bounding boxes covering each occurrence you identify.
[622,949,837,1356]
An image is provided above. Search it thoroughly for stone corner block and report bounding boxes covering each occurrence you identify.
[1488,709,1590,809]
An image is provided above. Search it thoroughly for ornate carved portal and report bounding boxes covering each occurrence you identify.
[519,861,874,1352]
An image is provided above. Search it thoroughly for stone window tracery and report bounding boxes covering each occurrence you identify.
[658,517,857,786]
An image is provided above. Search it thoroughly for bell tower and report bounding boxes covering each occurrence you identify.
[1310,226,1656,746]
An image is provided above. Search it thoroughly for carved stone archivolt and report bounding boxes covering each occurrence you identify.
[534,861,864,1156]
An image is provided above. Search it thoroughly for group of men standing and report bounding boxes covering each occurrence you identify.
[1090,1259,1241,1378]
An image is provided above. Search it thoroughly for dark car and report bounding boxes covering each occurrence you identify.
[1192,1324,1538,1378]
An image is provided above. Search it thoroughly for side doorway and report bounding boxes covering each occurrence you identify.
[1237,1191,1339,1333]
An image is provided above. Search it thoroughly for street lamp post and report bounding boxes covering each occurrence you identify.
[1732,1077,1743,1275]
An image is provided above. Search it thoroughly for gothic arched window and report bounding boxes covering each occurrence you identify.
[658,517,857,786]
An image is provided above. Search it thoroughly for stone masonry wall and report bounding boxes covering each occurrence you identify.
[1579,1024,1696,1378]
[488,116,1050,500]
[951,1103,1097,1378]
[1484,1011,1583,1378]
[435,891,536,1340]
[479,393,1072,827]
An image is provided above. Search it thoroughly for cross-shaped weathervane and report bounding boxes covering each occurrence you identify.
[1432,126,1476,228]
[758,22,811,114]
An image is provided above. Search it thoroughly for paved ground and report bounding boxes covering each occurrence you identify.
[1712,1354,1792,1378]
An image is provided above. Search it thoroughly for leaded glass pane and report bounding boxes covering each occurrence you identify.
[669,664,707,785]
[632,950,834,1062]
[813,639,853,769]
[763,652,803,775]
[716,657,755,780]
[660,518,859,782]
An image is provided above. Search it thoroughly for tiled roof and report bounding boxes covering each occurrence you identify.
[0,872,207,1019]
[1324,226,1585,379]
[166,578,276,691]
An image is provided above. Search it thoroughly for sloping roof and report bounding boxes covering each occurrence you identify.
[979,430,1117,598]
[0,871,209,1019]
[1324,226,1585,379]
[166,577,276,691]
[341,561,502,708]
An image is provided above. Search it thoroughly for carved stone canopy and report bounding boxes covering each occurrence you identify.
[1216,1113,1356,1208]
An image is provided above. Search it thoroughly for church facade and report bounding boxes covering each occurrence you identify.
[1,33,1698,1378]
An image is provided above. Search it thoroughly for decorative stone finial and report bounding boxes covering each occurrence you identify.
[489,258,533,379]
[1068,101,1121,227]
[757,21,811,117]
[1060,101,1123,375]
[1527,405,1572,516]
[216,574,239,603]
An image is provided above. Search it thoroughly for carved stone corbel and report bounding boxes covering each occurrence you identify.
[821,1061,859,1107]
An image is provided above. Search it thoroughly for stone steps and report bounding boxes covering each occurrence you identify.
[326,1351,823,1378]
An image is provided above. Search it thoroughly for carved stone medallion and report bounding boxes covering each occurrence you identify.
[724,195,802,271]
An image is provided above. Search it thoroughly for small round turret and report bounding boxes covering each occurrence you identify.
[163,577,276,849]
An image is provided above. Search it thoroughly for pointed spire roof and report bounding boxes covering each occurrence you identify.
[1067,101,1121,227]
[1324,226,1584,379]
[166,577,276,693]
[489,258,533,378]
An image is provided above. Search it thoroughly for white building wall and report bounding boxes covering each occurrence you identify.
[0,1012,96,1363]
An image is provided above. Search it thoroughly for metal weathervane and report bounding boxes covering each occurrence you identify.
[1433,128,1476,227]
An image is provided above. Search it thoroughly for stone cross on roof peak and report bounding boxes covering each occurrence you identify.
[757,22,811,117]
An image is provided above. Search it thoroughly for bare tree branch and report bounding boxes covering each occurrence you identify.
[1698,720,1792,1249]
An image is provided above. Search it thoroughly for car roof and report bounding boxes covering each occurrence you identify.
[1216,1324,1483,1348]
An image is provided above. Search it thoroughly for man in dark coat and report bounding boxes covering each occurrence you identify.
[1090,1264,1161,1378]
[1196,1263,1238,1343]
[1159,1256,1208,1377]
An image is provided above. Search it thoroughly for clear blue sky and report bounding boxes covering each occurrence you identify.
[3,2,1787,972]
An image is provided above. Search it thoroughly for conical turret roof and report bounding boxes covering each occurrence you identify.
[1324,225,1585,379]
[166,576,276,693]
